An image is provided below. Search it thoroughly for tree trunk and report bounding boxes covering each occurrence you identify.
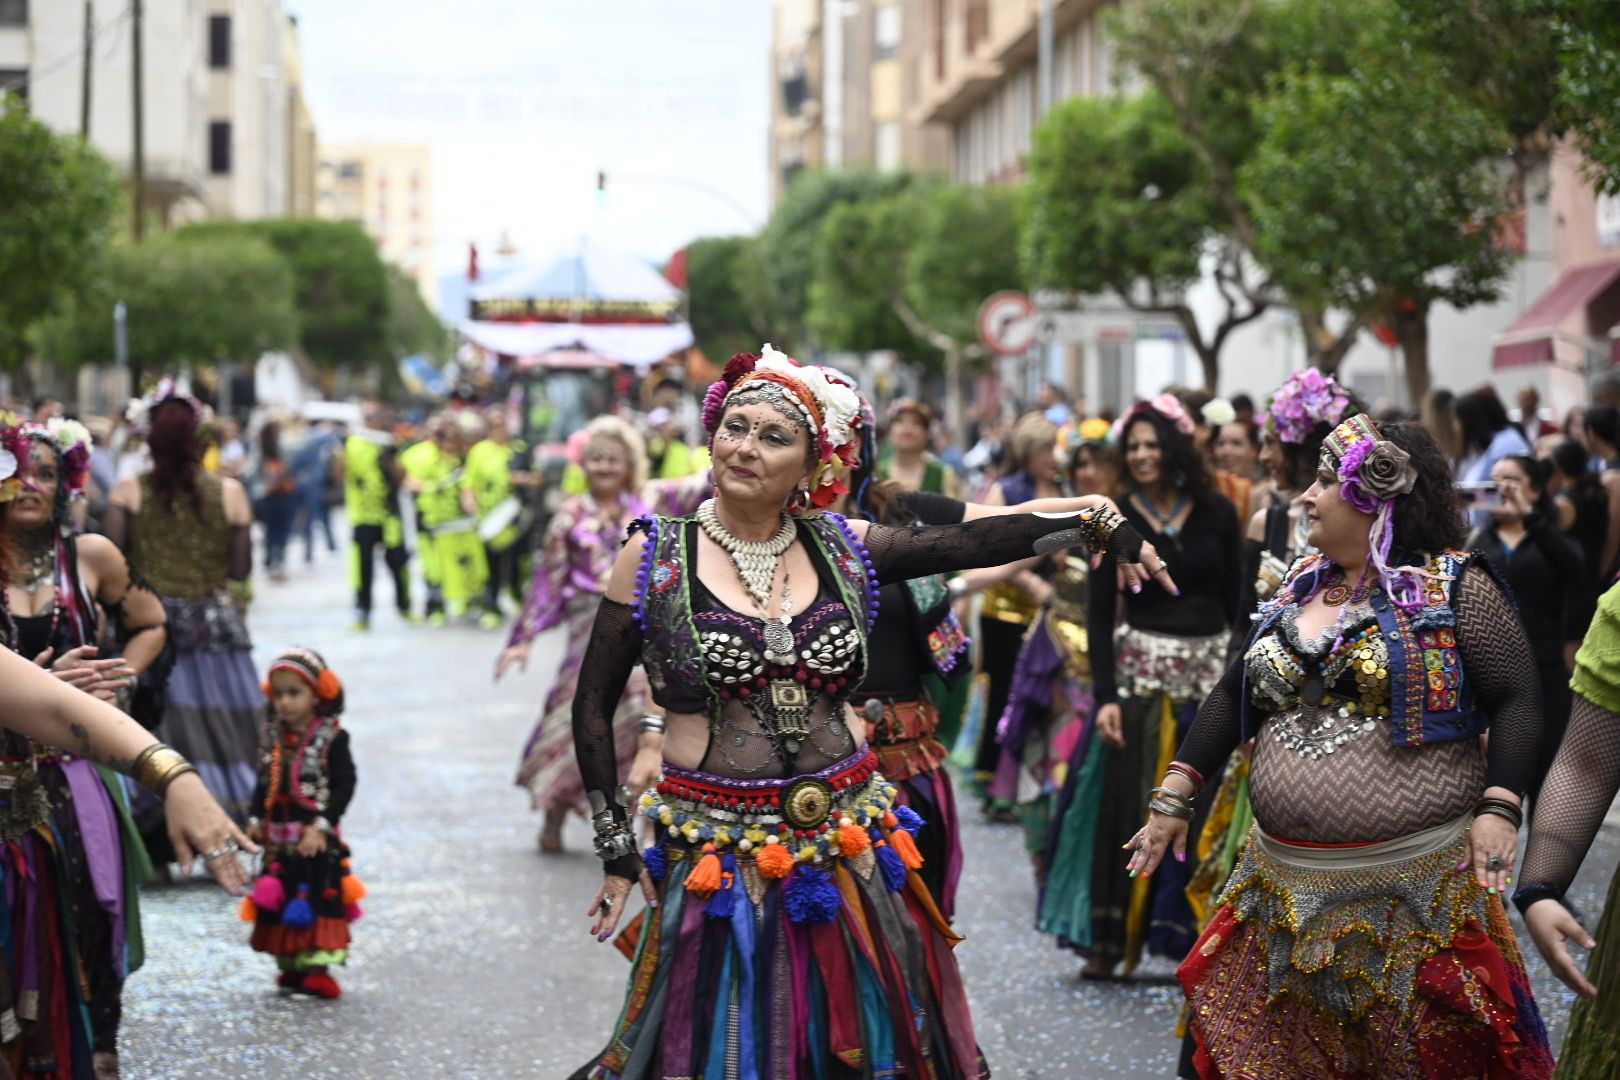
[1298,305,1366,375]
[1392,299,1431,410]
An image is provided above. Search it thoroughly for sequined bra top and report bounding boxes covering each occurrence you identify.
[693,588,862,700]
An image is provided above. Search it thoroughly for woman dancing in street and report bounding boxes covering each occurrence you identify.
[0,417,173,1078]
[1132,414,1553,1079]
[497,416,656,853]
[1080,395,1241,978]
[108,385,261,861]
[1517,578,1620,1076]
[571,347,1171,1079]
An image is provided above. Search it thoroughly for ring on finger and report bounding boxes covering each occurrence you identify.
[202,847,231,861]
[1486,854,1505,872]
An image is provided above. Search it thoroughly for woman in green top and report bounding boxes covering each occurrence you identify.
[1517,577,1620,1076]
[877,399,959,497]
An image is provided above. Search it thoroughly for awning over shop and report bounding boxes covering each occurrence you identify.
[1491,256,1620,368]
[459,319,693,368]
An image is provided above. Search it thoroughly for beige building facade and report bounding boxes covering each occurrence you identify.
[0,0,316,225]
[317,143,437,307]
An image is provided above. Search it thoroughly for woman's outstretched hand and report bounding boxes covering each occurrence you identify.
[1125,811,1190,879]
[164,773,258,894]
[1524,898,1598,998]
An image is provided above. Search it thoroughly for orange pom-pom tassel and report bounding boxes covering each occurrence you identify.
[836,825,870,857]
[888,826,924,870]
[755,842,794,879]
[239,896,259,922]
[882,811,899,829]
[686,843,722,894]
[341,874,368,903]
[316,669,343,700]
[260,679,273,698]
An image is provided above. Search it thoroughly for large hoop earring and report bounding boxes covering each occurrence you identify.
[787,487,812,515]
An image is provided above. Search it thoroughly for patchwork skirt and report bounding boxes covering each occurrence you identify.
[578,749,989,1079]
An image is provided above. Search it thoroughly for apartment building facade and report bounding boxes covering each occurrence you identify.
[0,0,316,226]
[316,143,437,307]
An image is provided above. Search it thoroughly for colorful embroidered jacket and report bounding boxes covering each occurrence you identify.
[629,512,877,714]
[1241,550,1491,748]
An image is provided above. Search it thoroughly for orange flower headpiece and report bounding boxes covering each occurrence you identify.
[263,646,345,715]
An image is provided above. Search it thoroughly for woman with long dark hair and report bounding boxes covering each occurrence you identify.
[1080,394,1241,979]
[108,386,261,863]
[0,417,250,1079]
[1133,416,1553,1078]
[1467,454,1584,811]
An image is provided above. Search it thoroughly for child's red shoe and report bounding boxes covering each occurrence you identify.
[299,972,342,999]
[276,971,303,993]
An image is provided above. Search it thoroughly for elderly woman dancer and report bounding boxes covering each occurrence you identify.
[496,416,655,854]
[1132,414,1553,1079]
[571,348,1170,1080]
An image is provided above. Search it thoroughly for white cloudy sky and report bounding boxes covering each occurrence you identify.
[286,0,771,277]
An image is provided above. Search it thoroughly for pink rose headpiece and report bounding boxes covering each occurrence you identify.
[1110,393,1197,444]
[0,416,92,505]
[1267,368,1352,445]
[701,344,864,512]
[1323,413,1433,608]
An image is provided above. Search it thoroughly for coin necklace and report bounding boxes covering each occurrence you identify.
[697,499,798,663]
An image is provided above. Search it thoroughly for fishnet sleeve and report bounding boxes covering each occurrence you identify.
[1173,654,1247,780]
[1516,696,1620,898]
[571,597,646,880]
[861,512,1143,586]
[1455,562,1543,795]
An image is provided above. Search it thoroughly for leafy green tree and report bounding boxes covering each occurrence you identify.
[756,168,917,351]
[0,97,122,370]
[808,180,1022,439]
[386,264,450,361]
[1548,0,1620,193]
[1023,90,1265,390]
[1242,59,1515,405]
[178,219,391,368]
[40,232,298,373]
[685,235,764,361]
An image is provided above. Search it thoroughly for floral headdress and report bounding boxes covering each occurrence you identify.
[0,415,92,506]
[125,376,202,437]
[1323,413,1430,607]
[1267,368,1352,445]
[1200,398,1237,428]
[1110,393,1197,444]
[701,344,864,512]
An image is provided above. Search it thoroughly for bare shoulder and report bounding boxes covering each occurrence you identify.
[74,532,120,571]
[839,516,871,539]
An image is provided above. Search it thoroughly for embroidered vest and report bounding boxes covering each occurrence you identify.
[631,513,878,712]
[1241,550,1488,748]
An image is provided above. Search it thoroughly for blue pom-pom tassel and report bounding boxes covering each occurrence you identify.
[706,854,739,920]
[783,865,841,924]
[282,884,315,929]
[875,843,908,892]
[642,844,667,883]
[892,804,926,835]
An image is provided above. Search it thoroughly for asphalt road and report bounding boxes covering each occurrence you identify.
[119,532,1618,1078]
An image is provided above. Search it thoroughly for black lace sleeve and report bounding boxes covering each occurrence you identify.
[1173,653,1247,780]
[326,729,356,827]
[571,597,646,880]
[1517,696,1620,900]
[228,524,252,581]
[1456,562,1543,795]
[861,511,1140,587]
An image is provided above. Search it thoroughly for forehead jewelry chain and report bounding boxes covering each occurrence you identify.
[696,498,795,613]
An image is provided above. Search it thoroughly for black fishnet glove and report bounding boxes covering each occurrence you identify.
[1517,695,1620,901]
[571,597,645,881]
[862,512,1142,586]
[1456,563,1543,795]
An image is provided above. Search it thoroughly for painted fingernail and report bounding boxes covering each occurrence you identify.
[1171,587,1181,596]
[1457,861,1470,871]
[1488,887,1498,895]
[1122,842,1133,850]
[1131,584,1142,594]
[1176,851,1186,863]
[1129,869,1138,878]
[649,898,659,908]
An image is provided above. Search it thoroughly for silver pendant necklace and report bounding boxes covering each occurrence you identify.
[18,543,54,596]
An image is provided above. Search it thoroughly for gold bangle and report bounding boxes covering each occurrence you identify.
[135,745,197,796]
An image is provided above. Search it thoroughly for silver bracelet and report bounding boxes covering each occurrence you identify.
[639,714,666,736]
[947,577,969,601]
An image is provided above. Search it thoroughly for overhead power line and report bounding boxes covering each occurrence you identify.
[0,5,135,97]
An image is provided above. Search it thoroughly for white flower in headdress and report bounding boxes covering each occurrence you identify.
[1202,398,1236,428]
[817,369,861,447]
[47,418,91,452]
[0,447,15,483]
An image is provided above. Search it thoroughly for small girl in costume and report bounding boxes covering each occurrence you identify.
[240,647,362,999]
